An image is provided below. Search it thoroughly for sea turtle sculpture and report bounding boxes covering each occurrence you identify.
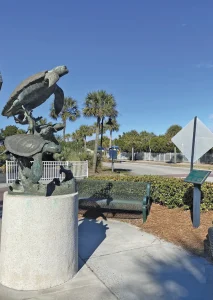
[14,106,64,139]
[1,65,68,119]
[4,134,61,184]
[2,64,76,195]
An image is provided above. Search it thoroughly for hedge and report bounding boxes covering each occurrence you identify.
[78,175,213,211]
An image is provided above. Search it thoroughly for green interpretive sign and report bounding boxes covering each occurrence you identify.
[184,169,211,185]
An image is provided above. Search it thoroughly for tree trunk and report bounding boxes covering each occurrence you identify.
[84,136,87,150]
[93,117,100,173]
[63,120,66,141]
[100,117,104,149]
[109,130,112,148]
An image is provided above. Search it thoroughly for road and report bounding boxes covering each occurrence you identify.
[103,161,213,182]
[0,174,6,184]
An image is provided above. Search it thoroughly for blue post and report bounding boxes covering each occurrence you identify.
[193,184,201,228]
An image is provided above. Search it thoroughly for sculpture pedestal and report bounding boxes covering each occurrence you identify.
[0,192,78,291]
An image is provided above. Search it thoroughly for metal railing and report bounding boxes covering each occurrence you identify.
[6,160,88,184]
[135,152,189,163]
[110,151,213,164]
[134,152,213,164]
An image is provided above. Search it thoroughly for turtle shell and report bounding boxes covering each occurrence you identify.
[2,70,48,116]
[4,134,49,157]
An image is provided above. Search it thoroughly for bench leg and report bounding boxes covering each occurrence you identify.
[142,206,147,223]
[142,196,150,223]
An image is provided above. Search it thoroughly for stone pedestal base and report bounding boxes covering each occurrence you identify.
[0,192,78,291]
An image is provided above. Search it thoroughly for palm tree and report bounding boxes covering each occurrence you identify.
[83,90,118,172]
[37,117,53,126]
[71,130,82,153]
[104,118,120,148]
[50,97,80,141]
[78,125,94,150]
[71,130,81,142]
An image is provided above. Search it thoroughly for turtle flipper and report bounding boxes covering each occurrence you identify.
[45,71,59,88]
[54,85,64,115]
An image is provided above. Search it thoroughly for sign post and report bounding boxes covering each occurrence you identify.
[193,185,201,228]
[0,73,3,91]
[172,117,213,228]
[109,148,117,172]
[190,116,199,227]
[190,116,197,171]
[184,169,211,227]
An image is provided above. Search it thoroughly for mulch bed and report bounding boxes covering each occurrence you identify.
[121,204,213,257]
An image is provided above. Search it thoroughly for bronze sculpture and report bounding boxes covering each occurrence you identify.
[2,66,68,120]
[2,65,76,195]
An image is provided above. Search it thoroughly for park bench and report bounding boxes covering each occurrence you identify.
[77,179,151,222]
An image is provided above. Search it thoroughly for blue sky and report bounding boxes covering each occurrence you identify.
[1,0,213,140]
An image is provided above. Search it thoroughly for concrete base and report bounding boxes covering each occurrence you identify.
[0,191,78,291]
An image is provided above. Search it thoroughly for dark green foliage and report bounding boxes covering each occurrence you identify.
[113,124,183,153]
[81,175,213,211]
[87,136,110,150]
[0,125,26,138]
[165,125,182,139]
[2,125,19,137]
[78,179,148,201]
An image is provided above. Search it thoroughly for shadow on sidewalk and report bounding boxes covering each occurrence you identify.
[0,187,7,219]
[78,217,108,270]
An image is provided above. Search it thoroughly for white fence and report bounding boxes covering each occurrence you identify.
[6,160,88,184]
[133,152,213,164]
[141,152,188,162]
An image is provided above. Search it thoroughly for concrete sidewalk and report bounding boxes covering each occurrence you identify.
[0,219,213,299]
[0,183,7,189]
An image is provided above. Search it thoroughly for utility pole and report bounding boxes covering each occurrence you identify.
[0,73,3,91]
[174,146,177,164]
[190,116,197,171]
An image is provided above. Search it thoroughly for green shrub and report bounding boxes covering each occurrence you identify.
[81,175,213,211]
[78,179,148,201]
[79,152,93,168]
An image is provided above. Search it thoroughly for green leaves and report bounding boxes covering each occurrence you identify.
[113,125,183,153]
[165,125,182,139]
[83,90,118,172]
[2,125,25,137]
[83,90,118,119]
[50,96,81,141]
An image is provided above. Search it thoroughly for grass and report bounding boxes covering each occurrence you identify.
[88,166,132,177]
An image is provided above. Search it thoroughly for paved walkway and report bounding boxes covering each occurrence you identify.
[0,219,213,299]
[103,162,213,182]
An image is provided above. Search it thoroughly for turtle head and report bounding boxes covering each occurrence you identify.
[51,65,69,77]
